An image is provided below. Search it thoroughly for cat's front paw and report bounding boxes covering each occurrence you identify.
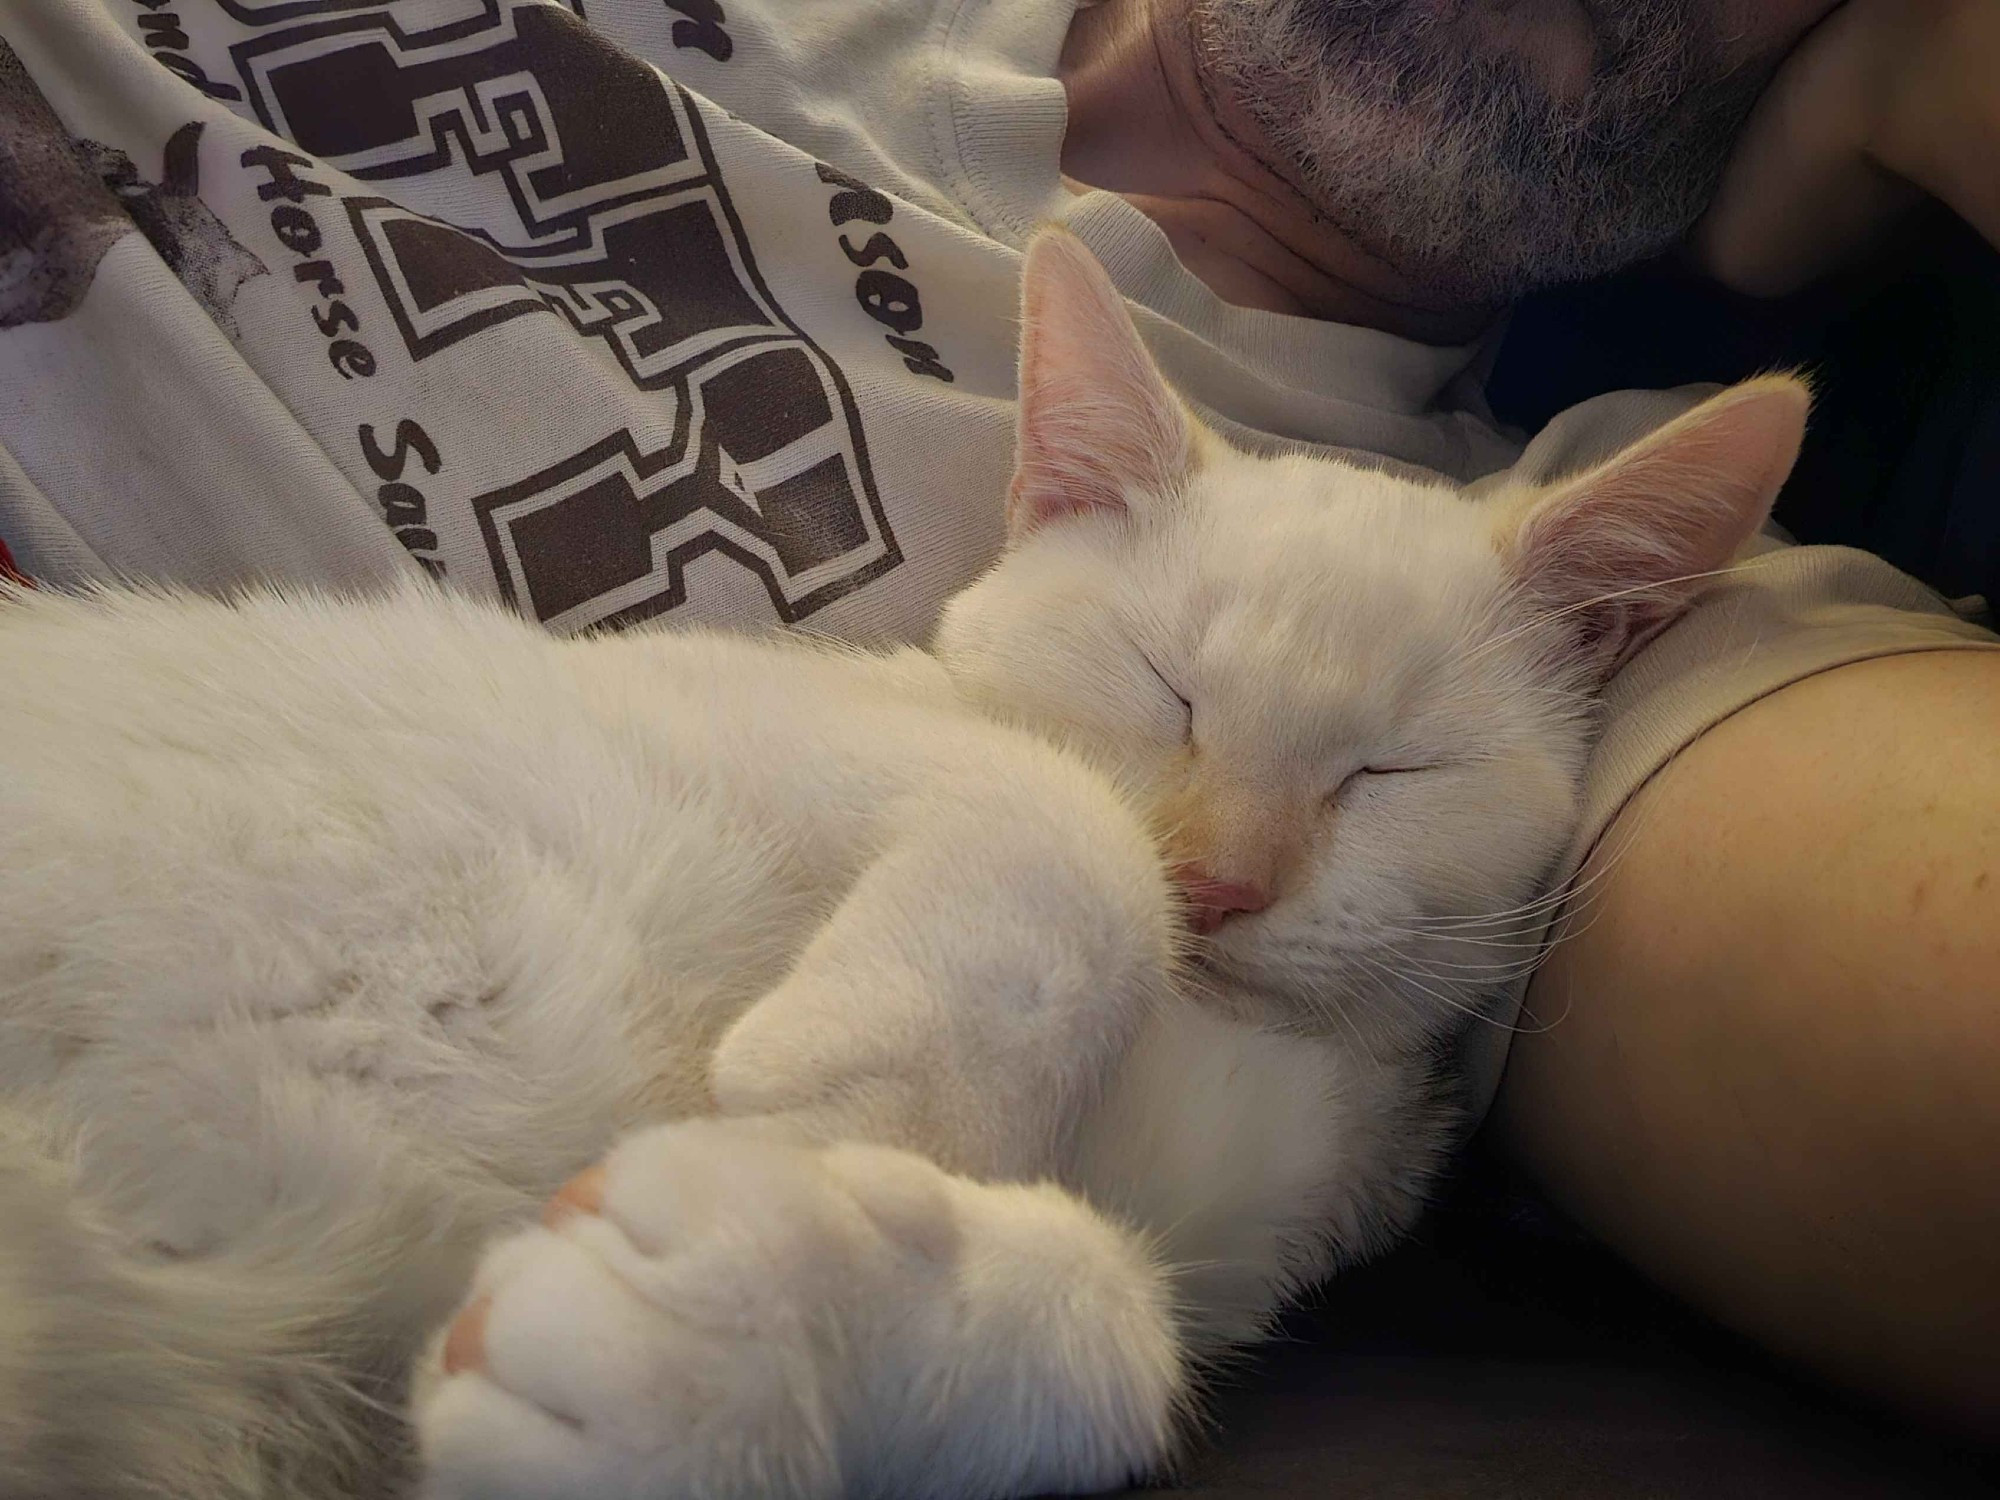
[413,1118,1183,1500]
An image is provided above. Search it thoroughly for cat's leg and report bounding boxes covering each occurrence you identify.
[413,1006,1452,1500]
[417,758,1187,1499]
[1069,997,1453,1355]
[0,1065,529,1500]
[0,1112,393,1500]
[705,757,1185,1180]
[415,1119,1180,1500]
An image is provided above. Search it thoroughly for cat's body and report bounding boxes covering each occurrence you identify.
[0,582,1442,1500]
[0,233,1806,1500]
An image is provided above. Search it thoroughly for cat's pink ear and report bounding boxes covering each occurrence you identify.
[1009,229,1194,540]
[1497,375,1810,674]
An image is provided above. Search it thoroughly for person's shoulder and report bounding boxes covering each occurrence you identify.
[1498,385,1718,488]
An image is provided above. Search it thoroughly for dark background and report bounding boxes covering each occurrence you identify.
[1490,203,2000,612]
[1113,1140,1999,1498]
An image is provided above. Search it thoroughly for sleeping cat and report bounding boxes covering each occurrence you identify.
[0,229,1805,1500]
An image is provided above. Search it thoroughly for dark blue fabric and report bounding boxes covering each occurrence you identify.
[1100,1149,1998,1498]
[1488,206,2000,612]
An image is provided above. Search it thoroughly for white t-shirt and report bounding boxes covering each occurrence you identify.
[4,0,1990,1113]
[0,0,1522,631]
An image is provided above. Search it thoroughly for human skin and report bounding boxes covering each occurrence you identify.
[1057,0,1493,339]
[1057,0,1845,338]
[1499,650,2000,1441]
[1693,0,2000,294]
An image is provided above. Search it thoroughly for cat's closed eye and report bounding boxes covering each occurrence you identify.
[1138,650,1193,737]
[1325,764,1437,808]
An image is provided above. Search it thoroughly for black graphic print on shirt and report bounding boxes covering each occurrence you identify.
[222,0,897,631]
[1,45,262,331]
[90,124,269,336]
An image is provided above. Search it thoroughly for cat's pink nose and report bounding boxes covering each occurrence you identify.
[1171,866,1272,934]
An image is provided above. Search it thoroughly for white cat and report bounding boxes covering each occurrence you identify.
[0,230,1805,1500]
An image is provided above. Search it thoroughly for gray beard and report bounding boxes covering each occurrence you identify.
[1198,0,1772,306]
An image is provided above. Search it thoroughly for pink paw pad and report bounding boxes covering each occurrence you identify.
[442,1166,610,1375]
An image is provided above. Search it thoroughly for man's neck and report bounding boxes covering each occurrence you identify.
[1057,0,1495,345]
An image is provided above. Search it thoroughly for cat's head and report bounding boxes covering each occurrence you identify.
[935,229,1806,1047]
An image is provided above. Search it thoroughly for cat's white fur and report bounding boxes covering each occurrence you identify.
[0,231,1806,1500]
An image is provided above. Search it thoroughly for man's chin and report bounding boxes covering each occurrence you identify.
[1198,0,1769,303]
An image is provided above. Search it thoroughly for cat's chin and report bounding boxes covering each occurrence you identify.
[1193,936,1454,1055]
[1182,944,1303,1028]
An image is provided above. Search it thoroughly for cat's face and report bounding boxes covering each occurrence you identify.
[936,230,1806,1048]
[939,447,1586,1046]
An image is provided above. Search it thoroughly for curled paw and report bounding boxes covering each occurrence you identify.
[415,1118,1181,1500]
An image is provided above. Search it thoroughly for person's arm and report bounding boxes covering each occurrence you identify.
[1693,0,2000,296]
[1499,649,2000,1441]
